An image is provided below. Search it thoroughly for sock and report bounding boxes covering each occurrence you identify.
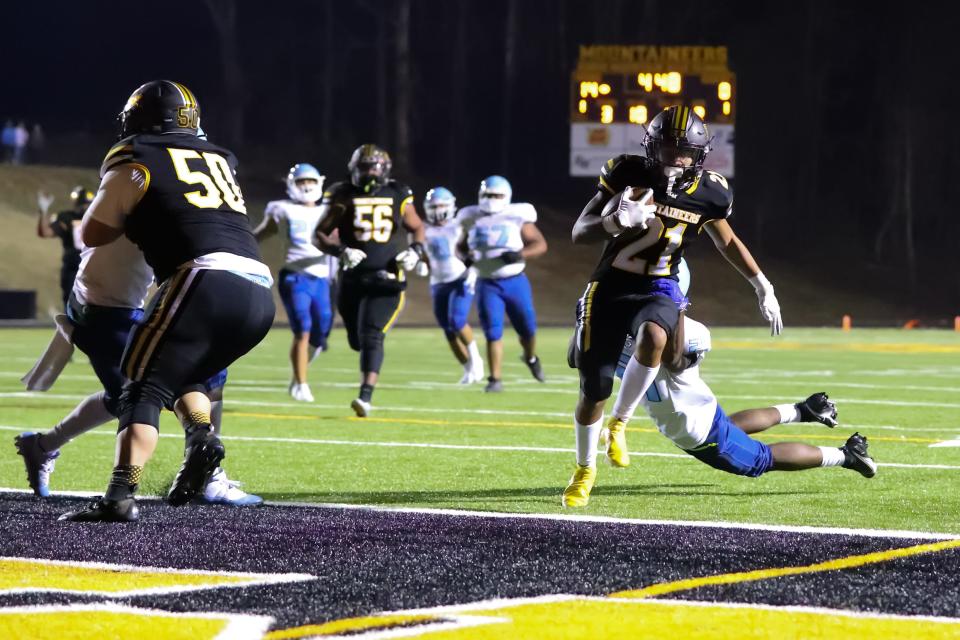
[359,383,374,403]
[467,341,481,362]
[38,391,114,452]
[818,446,846,467]
[210,400,223,436]
[575,415,604,467]
[103,464,142,501]
[527,356,539,364]
[612,358,660,421]
[775,404,801,424]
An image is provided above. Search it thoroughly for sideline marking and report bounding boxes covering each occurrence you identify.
[612,538,960,599]
[0,424,955,470]
[1,488,956,542]
[0,603,272,640]
[266,593,960,639]
[0,556,314,598]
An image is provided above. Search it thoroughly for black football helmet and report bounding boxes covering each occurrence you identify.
[348,144,392,193]
[117,80,201,139]
[644,106,712,191]
[70,186,94,207]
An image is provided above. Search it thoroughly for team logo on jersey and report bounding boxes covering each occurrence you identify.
[654,203,701,224]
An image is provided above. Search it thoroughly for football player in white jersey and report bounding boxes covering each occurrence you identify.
[562,315,877,507]
[456,176,547,392]
[253,163,333,402]
[422,187,484,383]
[16,237,261,506]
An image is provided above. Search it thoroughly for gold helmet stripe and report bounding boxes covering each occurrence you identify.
[169,81,193,107]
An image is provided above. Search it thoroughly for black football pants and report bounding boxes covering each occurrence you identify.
[117,268,275,430]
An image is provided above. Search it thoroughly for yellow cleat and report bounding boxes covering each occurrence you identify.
[601,416,631,468]
[562,464,597,508]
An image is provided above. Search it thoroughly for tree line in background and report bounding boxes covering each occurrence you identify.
[8,0,956,310]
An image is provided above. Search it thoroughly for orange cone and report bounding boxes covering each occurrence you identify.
[954,316,960,331]
[903,319,920,330]
[841,315,852,331]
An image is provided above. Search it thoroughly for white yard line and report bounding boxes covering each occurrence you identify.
[2,392,959,434]
[0,486,955,542]
[0,424,956,471]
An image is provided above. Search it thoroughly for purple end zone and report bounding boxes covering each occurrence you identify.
[0,493,956,630]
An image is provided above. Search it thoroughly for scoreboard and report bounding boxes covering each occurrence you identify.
[570,45,736,178]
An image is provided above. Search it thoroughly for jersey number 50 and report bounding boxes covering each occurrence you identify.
[168,148,247,214]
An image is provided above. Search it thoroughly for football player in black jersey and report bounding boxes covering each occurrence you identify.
[315,144,427,417]
[562,106,783,507]
[60,80,276,522]
[36,186,93,309]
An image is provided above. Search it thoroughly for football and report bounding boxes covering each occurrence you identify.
[600,187,653,218]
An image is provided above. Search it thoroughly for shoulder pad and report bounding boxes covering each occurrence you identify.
[508,202,537,223]
[321,181,352,202]
[701,171,734,217]
[599,154,652,194]
[100,136,137,177]
[388,180,414,199]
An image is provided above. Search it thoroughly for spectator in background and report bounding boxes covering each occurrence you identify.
[1,120,14,163]
[29,123,45,163]
[12,121,29,164]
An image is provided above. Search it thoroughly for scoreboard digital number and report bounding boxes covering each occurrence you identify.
[570,45,736,178]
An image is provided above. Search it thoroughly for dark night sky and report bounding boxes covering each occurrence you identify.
[4,0,958,305]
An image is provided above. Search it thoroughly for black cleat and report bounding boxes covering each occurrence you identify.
[59,497,139,522]
[841,432,877,478]
[524,356,546,383]
[167,427,225,506]
[484,377,503,393]
[796,392,838,427]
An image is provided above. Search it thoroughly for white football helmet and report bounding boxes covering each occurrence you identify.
[286,163,325,204]
[478,175,511,214]
[423,186,456,225]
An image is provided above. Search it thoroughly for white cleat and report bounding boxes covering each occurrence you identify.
[197,468,263,506]
[290,382,314,402]
[459,363,478,384]
[351,398,372,417]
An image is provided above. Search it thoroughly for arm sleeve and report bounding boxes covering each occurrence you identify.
[87,165,149,229]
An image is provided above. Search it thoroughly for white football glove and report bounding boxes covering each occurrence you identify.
[340,247,367,270]
[395,247,421,271]
[37,190,55,215]
[749,273,783,336]
[414,261,430,277]
[602,187,656,236]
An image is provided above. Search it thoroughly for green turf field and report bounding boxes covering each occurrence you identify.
[1,326,958,534]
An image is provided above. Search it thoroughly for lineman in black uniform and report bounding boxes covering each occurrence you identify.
[36,186,93,309]
[61,80,275,522]
[562,106,783,507]
[315,144,427,417]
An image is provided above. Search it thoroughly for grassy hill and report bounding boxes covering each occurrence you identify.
[0,164,919,327]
